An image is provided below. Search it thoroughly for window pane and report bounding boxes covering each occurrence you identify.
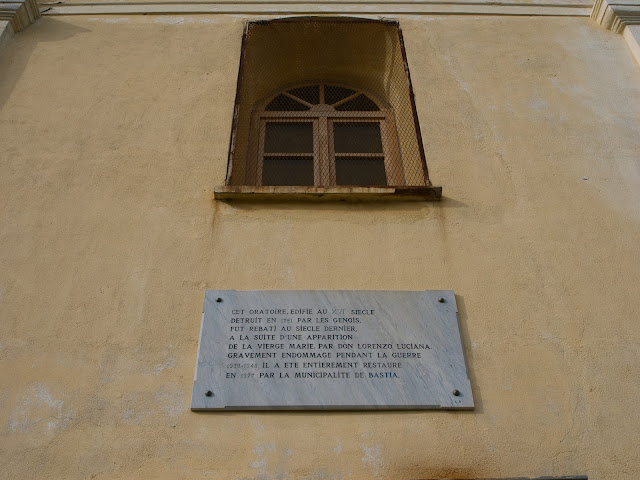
[263,156,314,186]
[335,94,380,111]
[335,157,387,186]
[265,94,310,111]
[288,85,320,105]
[264,122,314,153]
[324,85,355,105]
[333,123,383,153]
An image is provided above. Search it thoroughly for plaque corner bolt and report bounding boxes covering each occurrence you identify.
[452,389,460,396]
[206,390,213,397]
[216,298,222,303]
[438,297,445,303]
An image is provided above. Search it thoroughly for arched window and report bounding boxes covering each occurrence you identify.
[246,83,404,187]
[216,18,441,201]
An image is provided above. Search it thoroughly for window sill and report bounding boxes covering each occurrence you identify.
[214,186,442,202]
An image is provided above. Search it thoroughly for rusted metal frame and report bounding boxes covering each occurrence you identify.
[224,21,250,185]
[397,23,431,187]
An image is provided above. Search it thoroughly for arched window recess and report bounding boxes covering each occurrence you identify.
[246,83,405,187]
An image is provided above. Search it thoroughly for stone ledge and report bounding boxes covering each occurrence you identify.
[41,1,591,16]
[0,0,40,33]
[214,185,443,202]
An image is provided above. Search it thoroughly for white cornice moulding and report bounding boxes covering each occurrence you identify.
[0,19,14,50]
[592,0,640,32]
[592,0,640,64]
[622,24,640,63]
[41,1,591,17]
[0,0,40,32]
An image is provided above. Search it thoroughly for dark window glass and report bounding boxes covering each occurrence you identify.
[335,94,379,111]
[288,85,320,105]
[263,157,314,186]
[265,94,310,111]
[334,123,383,153]
[335,157,387,186]
[324,85,356,105]
[265,122,314,153]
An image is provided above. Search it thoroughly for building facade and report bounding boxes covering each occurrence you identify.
[1,0,640,478]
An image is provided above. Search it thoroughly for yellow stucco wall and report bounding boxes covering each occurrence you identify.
[1,14,640,480]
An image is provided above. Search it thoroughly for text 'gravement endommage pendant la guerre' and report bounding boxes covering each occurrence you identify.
[191,290,474,410]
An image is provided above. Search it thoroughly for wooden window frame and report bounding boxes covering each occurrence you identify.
[257,118,319,186]
[247,84,405,187]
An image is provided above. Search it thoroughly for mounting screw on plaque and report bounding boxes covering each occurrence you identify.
[216,298,222,303]
[452,389,460,396]
[438,297,445,303]
[206,390,213,397]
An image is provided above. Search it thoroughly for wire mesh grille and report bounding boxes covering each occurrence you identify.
[227,18,431,188]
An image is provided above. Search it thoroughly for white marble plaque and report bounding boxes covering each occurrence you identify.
[191,290,473,410]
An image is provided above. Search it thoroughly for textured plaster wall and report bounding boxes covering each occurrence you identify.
[1,14,640,480]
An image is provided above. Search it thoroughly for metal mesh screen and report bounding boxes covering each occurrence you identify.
[226,17,431,188]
